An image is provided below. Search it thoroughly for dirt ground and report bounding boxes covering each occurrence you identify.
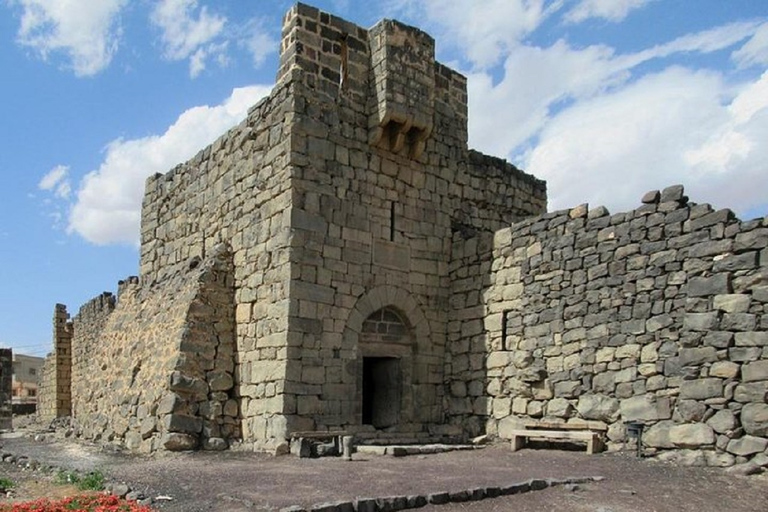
[0,432,766,512]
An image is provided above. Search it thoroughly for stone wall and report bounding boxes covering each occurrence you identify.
[126,2,544,450]
[38,305,72,423]
[0,348,12,430]
[67,243,237,452]
[448,185,768,466]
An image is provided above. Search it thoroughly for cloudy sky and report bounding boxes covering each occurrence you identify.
[1,0,767,356]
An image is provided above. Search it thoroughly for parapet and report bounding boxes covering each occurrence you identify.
[277,3,468,158]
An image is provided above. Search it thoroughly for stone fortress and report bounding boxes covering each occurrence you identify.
[38,4,767,467]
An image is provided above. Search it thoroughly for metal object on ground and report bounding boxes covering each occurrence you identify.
[624,421,644,457]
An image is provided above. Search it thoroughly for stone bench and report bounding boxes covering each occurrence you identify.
[509,428,605,455]
[289,431,352,458]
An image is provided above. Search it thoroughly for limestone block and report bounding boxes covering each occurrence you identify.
[140,417,157,440]
[679,378,723,400]
[640,344,659,363]
[669,424,715,448]
[713,294,751,313]
[740,403,768,437]
[576,395,620,423]
[620,395,670,422]
[162,432,198,451]
[492,397,511,419]
[674,400,707,423]
[734,332,768,346]
[707,409,738,434]
[595,347,616,363]
[734,382,768,403]
[546,398,573,418]
[487,352,511,369]
[742,360,768,382]
[615,344,641,359]
[709,361,739,379]
[527,401,544,417]
[638,363,657,377]
[726,436,768,456]
[643,420,674,448]
[705,451,736,467]
[512,397,528,415]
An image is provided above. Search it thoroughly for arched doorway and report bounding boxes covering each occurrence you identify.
[360,308,410,428]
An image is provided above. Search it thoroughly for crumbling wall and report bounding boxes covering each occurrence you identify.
[70,244,236,452]
[38,305,73,423]
[0,348,12,430]
[449,184,768,467]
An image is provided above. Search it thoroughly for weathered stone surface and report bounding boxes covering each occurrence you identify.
[709,361,739,379]
[576,395,620,423]
[620,395,670,422]
[726,436,768,456]
[740,403,768,437]
[643,421,674,449]
[679,347,717,367]
[679,379,723,400]
[742,360,768,382]
[669,424,715,448]
[675,400,707,423]
[162,432,198,451]
[707,409,738,434]
[734,382,768,403]
[546,398,573,418]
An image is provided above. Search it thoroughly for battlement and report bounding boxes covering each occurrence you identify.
[277,2,468,158]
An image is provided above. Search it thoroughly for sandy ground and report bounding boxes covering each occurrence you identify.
[0,431,766,511]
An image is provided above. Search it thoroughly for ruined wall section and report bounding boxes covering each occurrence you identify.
[450,185,768,466]
[38,305,73,423]
[0,348,11,430]
[69,244,237,452]
[137,80,296,449]
[276,4,545,441]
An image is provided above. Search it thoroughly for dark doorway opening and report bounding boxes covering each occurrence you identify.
[362,357,401,428]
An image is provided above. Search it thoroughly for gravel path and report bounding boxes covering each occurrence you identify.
[1,435,766,512]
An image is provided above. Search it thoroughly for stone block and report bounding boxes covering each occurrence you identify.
[726,435,768,456]
[679,347,717,367]
[546,398,573,418]
[740,403,768,437]
[734,382,768,403]
[164,414,203,435]
[675,400,707,423]
[669,424,715,448]
[683,312,720,332]
[735,332,768,347]
[742,360,768,382]
[687,274,730,297]
[162,432,198,451]
[679,378,723,400]
[707,409,738,434]
[709,361,739,379]
[576,395,619,423]
[620,395,670,422]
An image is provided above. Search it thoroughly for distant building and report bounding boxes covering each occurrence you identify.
[12,353,44,411]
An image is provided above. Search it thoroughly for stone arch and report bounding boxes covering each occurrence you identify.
[343,286,432,429]
[343,285,431,352]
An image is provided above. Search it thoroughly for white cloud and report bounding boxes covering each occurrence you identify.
[237,18,278,69]
[525,67,768,217]
[394,0,562,68]
[12,0,127,76]
[38,164,71,198]
[150,0,226,77]
[732,22,768,68]
[67,85,273,245]
[565,0,652,24]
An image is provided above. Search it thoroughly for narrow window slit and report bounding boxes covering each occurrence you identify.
[390,202,396,241]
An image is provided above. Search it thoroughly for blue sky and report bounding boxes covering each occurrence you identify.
[1,0,767,357]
